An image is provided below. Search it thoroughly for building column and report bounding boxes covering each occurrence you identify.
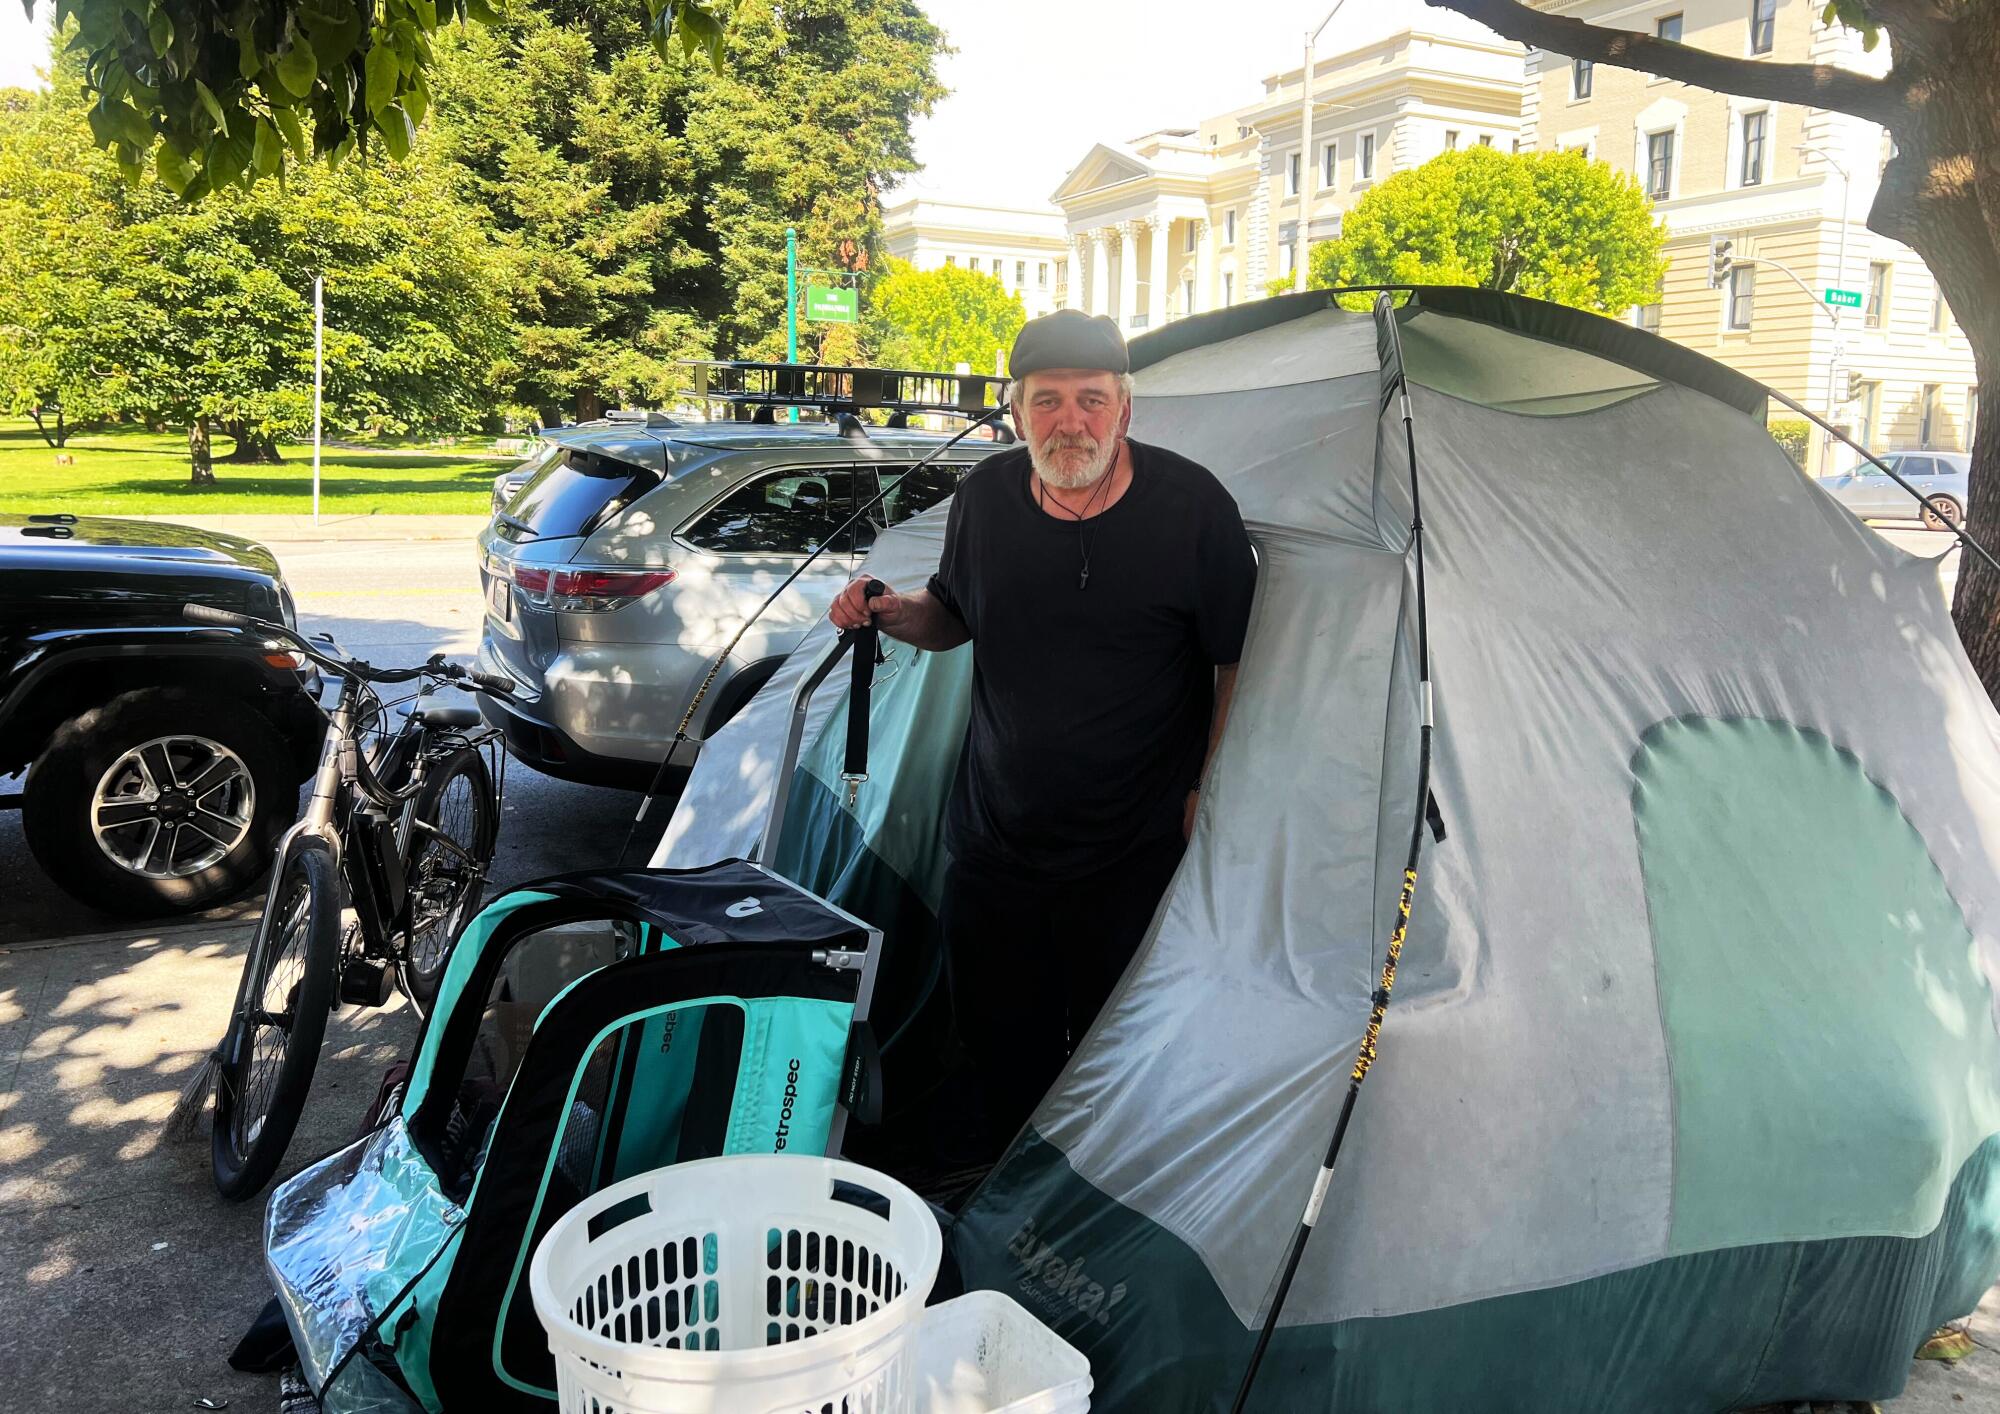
[1191,218,1212,314]
[1118,222,1139,330]
[1147,215,1171,329]
[1089,231,1111,317]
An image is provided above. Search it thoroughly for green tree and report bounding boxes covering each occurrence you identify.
[1421,0,2000,699]
[427,0,944,420]
[34,0,722,200]
[1291,146,1667,316]
[865,259,1024,374]
[0,84,127,446]
[0,53,510,482]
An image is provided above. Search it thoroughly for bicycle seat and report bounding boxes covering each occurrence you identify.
[410,696,482,730]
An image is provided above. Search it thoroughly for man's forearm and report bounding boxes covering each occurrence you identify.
[883,588,972,652]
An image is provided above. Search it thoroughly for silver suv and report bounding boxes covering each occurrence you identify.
[475,373,1008,786]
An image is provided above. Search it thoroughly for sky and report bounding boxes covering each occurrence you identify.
[0,0,1466,208]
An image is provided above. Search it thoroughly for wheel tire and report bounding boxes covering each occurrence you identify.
[211,837,341,1202]
[22,687,296,917]
[403,748,497,1009]
[1923,496,1965,532]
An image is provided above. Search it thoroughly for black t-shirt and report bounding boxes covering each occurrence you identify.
[926,439,1257,882]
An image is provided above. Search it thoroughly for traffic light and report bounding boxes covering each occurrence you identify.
[1708,235,1735,288]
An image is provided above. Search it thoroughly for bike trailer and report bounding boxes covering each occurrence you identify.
[263,860,883,1414]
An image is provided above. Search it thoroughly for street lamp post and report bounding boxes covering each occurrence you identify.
[1797,141,1855,473]
[1294,0,1354,293]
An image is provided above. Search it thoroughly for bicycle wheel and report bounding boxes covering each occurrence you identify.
[403,747,498,1009]
[211,836,342,1202]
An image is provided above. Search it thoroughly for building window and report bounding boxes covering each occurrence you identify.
[1360,132,1376,179]
[1740,110,1766,186]
[1184,222,1196,254]
[1322,140,1337,186]
[1920,384,1942,448]
[968,257,979,272]
[1573,57,1594,99]
[1657,13,1683,42]
[1287,151,1301,197]
[1223,272,1235,306]
[1854,380,1879,446]
[1445,129,1459,151]
[1634,299,1663,333]
[1750,0,1776,53]
[1039,262,1049,287]
[944,254,955,266]
[1865,261,1889,327]
[1183,276,1195,313]
[1727,264,1755,329]
[1646,130,1675,199]
[1512,137,1522,153]
[1932,285,1951,333]
[1281,241,1296,275]
[1478,133,1494,146]
[1224,209,1237,245]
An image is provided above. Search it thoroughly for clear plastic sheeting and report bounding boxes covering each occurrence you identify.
[265,1117,462,1413]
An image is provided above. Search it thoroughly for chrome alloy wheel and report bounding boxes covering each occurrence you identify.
[90,735,255,878]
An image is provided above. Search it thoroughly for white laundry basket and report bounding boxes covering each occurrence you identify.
[529,1154,943,1414]
[909,1291,1092,1414]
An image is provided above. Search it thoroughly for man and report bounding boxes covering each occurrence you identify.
[829,309,1257,1151]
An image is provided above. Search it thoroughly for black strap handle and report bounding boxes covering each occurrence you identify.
[841,580,885,787]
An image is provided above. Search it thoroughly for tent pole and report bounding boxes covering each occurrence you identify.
[1766,384,2000,577]
[1228,299,1439,1414]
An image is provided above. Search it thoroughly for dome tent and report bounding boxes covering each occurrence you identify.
[655,287,2000,1410]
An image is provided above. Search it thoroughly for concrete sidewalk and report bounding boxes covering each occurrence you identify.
[3,919,1998,1412]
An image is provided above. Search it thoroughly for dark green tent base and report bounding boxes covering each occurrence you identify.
[953,1130,2000,1413]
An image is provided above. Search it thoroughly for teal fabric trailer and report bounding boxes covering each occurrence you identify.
[265,861,881,1413]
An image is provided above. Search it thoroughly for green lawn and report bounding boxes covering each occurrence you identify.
[0,419,516,515]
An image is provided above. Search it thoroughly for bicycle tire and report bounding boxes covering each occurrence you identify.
[211,837,342,1202]
[402,747,498,1009]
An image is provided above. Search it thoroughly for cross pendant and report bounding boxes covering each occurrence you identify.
[1079,567,1090,589]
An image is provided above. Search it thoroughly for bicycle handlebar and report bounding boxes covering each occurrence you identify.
[182,604,515,696]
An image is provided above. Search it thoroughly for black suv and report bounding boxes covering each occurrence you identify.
[1,514,324,915]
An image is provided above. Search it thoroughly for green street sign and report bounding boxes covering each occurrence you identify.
[805,284,857,323]
[1825,287,1863,310]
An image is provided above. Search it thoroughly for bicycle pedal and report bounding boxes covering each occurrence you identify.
[339,958,395,1008]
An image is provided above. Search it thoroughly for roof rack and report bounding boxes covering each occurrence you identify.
[604,409,679,428]
[680,361,1007,422]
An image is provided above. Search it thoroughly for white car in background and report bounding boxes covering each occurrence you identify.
[1819,451,1970,531]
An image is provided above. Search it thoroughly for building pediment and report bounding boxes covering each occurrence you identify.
[1052,144,1154,203]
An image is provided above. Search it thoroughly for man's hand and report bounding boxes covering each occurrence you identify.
[830,577,903,633]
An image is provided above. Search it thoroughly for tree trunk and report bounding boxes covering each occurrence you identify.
[574,390,605,422]
[188,417,215,486]
[1865,35,2000,702]
[28,405,65,449]
[220,421,284,463]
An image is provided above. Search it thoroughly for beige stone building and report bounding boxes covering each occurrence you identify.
[880,194,1072,323]
[1525,0,1979,469]
[1049,2,1527,330]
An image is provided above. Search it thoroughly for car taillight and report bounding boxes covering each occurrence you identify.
[508,562,673,611]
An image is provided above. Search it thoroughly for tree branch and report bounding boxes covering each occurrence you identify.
[1426,0,1907,126]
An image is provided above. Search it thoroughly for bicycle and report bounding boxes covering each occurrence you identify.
[173,604,515,1201]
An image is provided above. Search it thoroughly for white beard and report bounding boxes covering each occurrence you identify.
[1029,433,1117,491]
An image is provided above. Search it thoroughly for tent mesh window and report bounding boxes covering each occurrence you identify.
[432,920,632,1194]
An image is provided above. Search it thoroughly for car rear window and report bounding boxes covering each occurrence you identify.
[681,467,866,555]
[502,448,661,540]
